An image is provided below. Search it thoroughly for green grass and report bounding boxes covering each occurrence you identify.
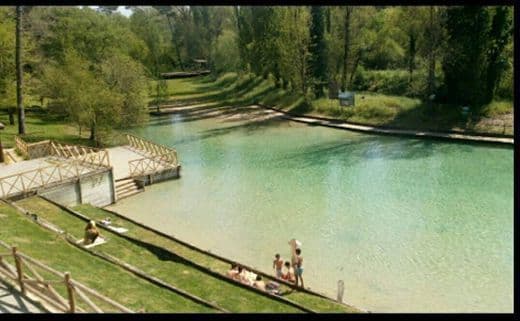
[0,200,216,313]
[16,197,306,313]
[0,110,94,149]
[161,72,513,136]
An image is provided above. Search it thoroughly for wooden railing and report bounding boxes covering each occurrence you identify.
[128,154,178,177]
[49,141,110,168]
[14,135,29,158]
[126,134,178,178]
[126,134,178,162]
[0,160,100,199]
[0,241,134,313]
[15,136,52,159]
[13,136,110,168]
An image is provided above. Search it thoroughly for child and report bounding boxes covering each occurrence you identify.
[281,261,295,283]
[273,254,284,278]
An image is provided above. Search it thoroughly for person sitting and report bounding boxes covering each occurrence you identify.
[281,261,296,283]
[83,220,100,245]
[252,275,266,291]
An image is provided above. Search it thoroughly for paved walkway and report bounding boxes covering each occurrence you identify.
[0,280,47,313]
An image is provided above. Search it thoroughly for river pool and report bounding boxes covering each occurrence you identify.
[108,111,513,312]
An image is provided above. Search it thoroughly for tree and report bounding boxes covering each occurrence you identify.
[442,6,511,108]
[484,6,512,103]
[0,7,16,125]
[309,6,327,97]
[16,6,25,134]
[340,6,353,91]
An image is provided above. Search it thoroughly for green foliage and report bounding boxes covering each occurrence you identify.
[211,29,240,73]
[309,6,327,97]
[441,6,513,108]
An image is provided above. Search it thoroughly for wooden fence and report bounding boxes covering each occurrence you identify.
[49,141,110,168]
[125,134,179,177]
[0,241,134,313]
[0,160,102,199]
[15,136,52,160]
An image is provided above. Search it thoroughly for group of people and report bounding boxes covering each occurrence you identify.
[226,263,281,295]
[272,245,304,288]
[226,239,305,294]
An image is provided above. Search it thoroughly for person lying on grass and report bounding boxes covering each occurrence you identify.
[253,275,266,291]
[226,263,240,279]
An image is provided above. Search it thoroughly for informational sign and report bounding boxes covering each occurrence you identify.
[338,91,355,106]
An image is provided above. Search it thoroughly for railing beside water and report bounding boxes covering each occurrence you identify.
[125,134,179,178]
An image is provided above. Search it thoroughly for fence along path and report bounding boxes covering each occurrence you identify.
[0,137,111,200]
[0,240,133,313]
[125,134,179,177]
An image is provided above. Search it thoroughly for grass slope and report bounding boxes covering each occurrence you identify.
[0,200,215,313]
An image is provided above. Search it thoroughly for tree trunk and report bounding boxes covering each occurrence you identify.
[166,15,184,71]
[349,49,363,89]
[340,7,352,92]
[408,33,416,84]
[8,108,15,125]
[427,6,436,106]
[325,7,331,34]
[89,123,96,141]
[16,6,25,135]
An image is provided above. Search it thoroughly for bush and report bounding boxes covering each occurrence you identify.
[352,68,436,98]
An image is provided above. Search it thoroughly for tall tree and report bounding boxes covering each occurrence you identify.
[309,6,327,97]
[340,7,353,91]
[441,6,510,108]
[16,6,25,134]
[484,6,512,103]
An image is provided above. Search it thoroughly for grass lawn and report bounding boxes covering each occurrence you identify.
[0,109,94,149]
[15,197,307,313]
[160,72,513,136]
[0,200,216,313]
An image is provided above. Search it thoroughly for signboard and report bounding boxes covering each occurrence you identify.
[338,91,355,106]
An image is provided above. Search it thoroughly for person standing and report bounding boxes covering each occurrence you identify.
[294,248,304,288]
[273,254,284,278]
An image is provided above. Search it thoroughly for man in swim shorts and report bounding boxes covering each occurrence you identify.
[294,248,304,288]
[273,253,284,278]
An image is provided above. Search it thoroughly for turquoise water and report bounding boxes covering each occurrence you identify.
[109,113,513,312]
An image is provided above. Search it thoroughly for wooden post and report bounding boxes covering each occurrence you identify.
[12,247,25,294]
[337,280,344,303]
[64,272,75,313]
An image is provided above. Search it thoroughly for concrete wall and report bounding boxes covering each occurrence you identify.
[141,166,180,185]
[79,170,115,207]
[39,181,81,207]
[39,170,115,208]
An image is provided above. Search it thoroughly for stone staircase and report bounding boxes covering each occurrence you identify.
[115,177,144,201]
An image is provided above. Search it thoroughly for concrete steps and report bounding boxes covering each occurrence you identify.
[115,178,144,201]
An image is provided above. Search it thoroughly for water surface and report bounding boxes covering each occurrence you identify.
[108,112,513,312]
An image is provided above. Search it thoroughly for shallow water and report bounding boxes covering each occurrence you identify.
[108,113,513,312]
